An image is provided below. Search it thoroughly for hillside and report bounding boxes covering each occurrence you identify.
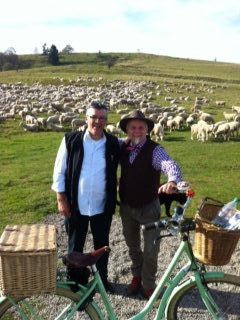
[1,52,240,85]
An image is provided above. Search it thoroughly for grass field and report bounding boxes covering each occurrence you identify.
[0,52,240,233]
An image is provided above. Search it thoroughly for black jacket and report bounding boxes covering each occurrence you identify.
[65,130,120,217]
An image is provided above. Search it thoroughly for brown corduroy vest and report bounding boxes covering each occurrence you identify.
[119,139,160,208]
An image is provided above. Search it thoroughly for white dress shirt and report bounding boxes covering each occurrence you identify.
[51,131,107,216]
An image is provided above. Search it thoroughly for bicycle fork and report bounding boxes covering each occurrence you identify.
[194,272,227,320]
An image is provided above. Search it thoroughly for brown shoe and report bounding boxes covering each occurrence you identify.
[140,287,154,299]
[127,276,142,296]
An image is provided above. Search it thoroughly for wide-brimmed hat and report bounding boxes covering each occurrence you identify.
[119,110,154,133]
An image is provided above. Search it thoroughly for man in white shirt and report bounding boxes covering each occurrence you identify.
[52,101,120,292]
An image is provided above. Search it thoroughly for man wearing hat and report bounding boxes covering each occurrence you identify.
[119,110,182,299]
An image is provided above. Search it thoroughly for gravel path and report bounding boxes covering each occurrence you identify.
[44,213,240,319]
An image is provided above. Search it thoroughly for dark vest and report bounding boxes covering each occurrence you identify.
[65,130,120,217]
[119,139,160,208]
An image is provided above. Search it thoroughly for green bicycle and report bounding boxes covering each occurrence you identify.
[0,188,239,319]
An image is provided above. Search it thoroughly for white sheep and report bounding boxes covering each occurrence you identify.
[71,118,85,131]
[172,115,184,130]
[234,114,240,122]
[212,121,227,134]
[36,117,47,128]
[18,110,27,120]
[59,114,76,126]
[228,121,240,136]
[46,115,60,126]
[166,118,176,132]
[25,114,37,124]
[158,116,168,129]
[186,115,196,127]
[47,122,64,132]
[232,105,240,113]
[106,124,122,135]
[216,100,226,107]
[151,123,164,141]
[199,112,214,124]
[223,112,236,122]
[214,123,230,141]
[190,124,200,141]
[19,121,39,132]
[191,121,213,142]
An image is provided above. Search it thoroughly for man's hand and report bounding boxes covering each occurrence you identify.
[56,193,71,217]
[158,181,177,194]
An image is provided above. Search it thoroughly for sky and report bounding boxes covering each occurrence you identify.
[1,0,240,63]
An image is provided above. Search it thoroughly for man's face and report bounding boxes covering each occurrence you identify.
[86,107,107,139]
[126,119,148,145]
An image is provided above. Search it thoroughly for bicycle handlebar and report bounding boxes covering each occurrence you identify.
[142,220,167,231]
[141,218,195,233]
[142,182,195,234]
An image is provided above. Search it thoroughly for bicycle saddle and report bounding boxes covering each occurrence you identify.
[62,246,110,268]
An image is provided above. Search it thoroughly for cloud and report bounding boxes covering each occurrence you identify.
[0,0,240,63]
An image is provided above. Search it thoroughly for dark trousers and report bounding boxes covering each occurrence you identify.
[65,212,113,280]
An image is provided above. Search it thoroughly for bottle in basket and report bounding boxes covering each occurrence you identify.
[227,211,240,230]
[211,197,240,228]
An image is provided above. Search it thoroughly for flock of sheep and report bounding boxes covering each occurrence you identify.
[0,77,240,143]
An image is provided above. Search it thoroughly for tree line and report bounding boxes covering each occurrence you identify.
[0,44,119,71]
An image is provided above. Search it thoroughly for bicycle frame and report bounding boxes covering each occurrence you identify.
[1,236,228,320]
[54,234,225,320]
[57,268,116,320]
[129,235,225,320]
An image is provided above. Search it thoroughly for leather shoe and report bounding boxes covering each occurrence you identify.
[140,287,154,299]
[127,276,142,296]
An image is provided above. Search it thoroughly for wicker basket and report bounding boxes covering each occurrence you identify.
[193,198,240,266]
[0,224,57,298]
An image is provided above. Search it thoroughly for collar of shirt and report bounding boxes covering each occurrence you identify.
[127,138,147,164]
[126,138,146,153]
[84,130,106,146]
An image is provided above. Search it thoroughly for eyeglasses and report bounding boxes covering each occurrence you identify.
[88,115,107,121]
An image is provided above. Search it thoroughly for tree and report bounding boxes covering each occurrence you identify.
[3,48,19,70]
[4,47,16,55]
[48,45,59,66]
[106,56,117,69]
[96,52,118,69]
[0,53,5,71]
[62,44,74,55]
[42,43,49,56]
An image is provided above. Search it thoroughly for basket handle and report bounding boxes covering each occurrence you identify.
[197,197,224,213]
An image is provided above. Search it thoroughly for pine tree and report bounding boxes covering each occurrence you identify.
[48,45,59,66]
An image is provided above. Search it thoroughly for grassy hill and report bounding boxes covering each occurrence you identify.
[0,52,240,232]
[1,52,240,85]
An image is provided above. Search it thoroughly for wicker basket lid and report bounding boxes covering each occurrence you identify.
[0,224,56,253]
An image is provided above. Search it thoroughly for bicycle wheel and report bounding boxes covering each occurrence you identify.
[167,274,240,320]
[0,286,100,320]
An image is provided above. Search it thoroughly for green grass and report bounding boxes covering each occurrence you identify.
[0,118,239,233]
[0,121,62,231]
[0,52,240,232]
[1,52,240,85]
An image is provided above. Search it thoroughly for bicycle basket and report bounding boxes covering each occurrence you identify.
[193,197,240,266]
[0,224,57,298]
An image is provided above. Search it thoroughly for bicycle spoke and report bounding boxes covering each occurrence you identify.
[0,289,97,320]
[170,277,240,319]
